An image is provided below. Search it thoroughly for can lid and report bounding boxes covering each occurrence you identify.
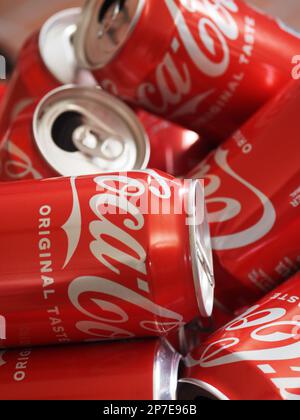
[178,379,229,400]
[153,340,182,401]
[33,85,150,176]
[188,180,215,318]
[74,0,145,69]
[39,8,82,84]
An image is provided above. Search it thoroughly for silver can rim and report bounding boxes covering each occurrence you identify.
[32,84,150,176]
[188,180,215,318]
[74,0,146,69]
[39,8,82,84]
[153,339,182,401]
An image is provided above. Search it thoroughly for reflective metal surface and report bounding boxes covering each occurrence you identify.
[153,340,181,401]
[33,85,150,176]
[74,0,145,68]
[39,8,81,83]
[188,180,215,318]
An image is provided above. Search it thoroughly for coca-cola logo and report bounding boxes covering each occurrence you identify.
[167,0,239,76]
[137,0,239,115]
[102,0,239,120]
[186,302,300,399]
[195,305,300,368]
[194,147,276,250]
[62,171,192,340]
[0,139,42,180]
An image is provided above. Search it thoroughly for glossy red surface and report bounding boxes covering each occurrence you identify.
[190,81,300,311]
[93,0,300,143]
[181,272,300,400]
[0,101,57,181]
[0,33,59,147]
[0,340,158,400]
[0,170,201,348]
[0,83,5,103]
[137,110,212,177]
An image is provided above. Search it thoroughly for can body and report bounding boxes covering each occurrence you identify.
[180,272,300,400]
[0,170,210,348]
[91,0,300,143]
[0,101,55,181]
[0,33,59,146]
[0,82,6,103]
[190,81,300,311]
[0,8,80,146]
[138,110,212,177]
[0,339,180,400]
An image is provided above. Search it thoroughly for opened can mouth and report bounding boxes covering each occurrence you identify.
[33,85,150,176]
[178,378,229,401]
[188,180,215,318]
[74,0,145,69]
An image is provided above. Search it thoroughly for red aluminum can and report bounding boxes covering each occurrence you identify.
[0,170,214,348]
[74,0,300,143]
[137,110,212,177]
[0,339,180,400]
[75,69,213,176]
[0,8,81,145]
[0,83,5,103]
[179,272,300,400]
[189,81,300,312]
[0,85,150,181]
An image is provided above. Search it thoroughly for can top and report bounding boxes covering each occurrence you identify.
[39,8,82,84]
[33,85,150,176]
[189,181,215,318]
[74,0,145,69]
[154,340,181,401]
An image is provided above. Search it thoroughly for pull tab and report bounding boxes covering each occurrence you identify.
[72,106,127,161]
[73,124,126,161]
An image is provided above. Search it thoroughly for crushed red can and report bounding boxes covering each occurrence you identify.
[75,0,300,143]
[137,110,212,177]
[0,8,81,145]
[0,339,180,400]
[0,85,150,181]
[189,81,300,312]
[179,272,300,400]
[0,170,214,348]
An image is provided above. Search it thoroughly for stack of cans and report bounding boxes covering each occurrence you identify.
[0,0,299,401]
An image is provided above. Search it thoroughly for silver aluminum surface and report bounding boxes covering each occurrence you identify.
[74,0,145,69]
[33,85,150,176]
